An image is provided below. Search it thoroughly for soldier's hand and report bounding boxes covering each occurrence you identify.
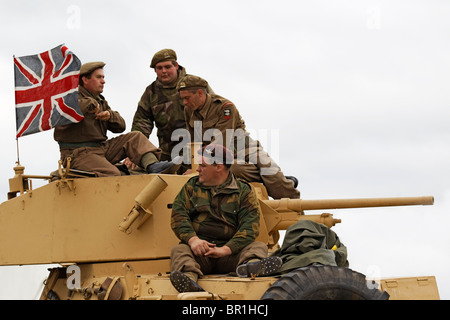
[87,102,100,114]
[204,246,232,258]
[188,236,216,256]
[123,157,136,170]
[95,110,111,121]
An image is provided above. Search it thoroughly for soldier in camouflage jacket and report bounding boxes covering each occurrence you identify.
[169,144,282,293]
[131,49,212,169]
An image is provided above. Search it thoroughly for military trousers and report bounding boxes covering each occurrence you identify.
[230,138,300,199]
[59,131,161,177]
[170,241,268,277]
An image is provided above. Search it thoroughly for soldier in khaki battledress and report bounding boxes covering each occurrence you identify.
[177,75,300,200]
[54,62,179,177]
[169,144,282,293]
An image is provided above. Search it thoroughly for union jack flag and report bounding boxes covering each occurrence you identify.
[14,44,84,138]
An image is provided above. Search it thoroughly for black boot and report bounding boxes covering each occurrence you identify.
[146,156,182,174]
[285,176,298,188]
[170,271,204,293]
[236,256,283,278]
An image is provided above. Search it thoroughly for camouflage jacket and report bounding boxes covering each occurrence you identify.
[171,173,261,254]
[54,85,125,143]
[131,66,188,159]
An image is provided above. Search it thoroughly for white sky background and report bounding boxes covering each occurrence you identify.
[0,0,449,300]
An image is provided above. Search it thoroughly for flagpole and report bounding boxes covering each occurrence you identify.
[16,138,20,165]
[13,54,22,167]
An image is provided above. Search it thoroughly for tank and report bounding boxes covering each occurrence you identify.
[0,156,438,301]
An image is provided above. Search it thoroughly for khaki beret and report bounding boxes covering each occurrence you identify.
[150,49,177,68]
[177,75,208,91]
[80,62,105,76]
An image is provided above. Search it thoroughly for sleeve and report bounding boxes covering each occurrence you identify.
[224,185,261,254]
[211,102,242,149]
[131,88,155,138]
[103,101,126,133]
[78,96,97,114]
[171,181,197,244]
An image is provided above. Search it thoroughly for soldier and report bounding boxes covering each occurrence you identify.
[177,75,300,199]
[169,144,282,293]
[54,62,179,177]
[130,49,212,172]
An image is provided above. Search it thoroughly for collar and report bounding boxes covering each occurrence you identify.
[155,65,186,89]
[196,172,239,194]
[196,93,212,120]
[78,85,104,101]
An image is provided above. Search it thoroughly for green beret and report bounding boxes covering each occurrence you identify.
[80,62,105,76]
[150,49,177,68]
[177,75,208,91]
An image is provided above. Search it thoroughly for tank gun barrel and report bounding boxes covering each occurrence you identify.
[264,196,434,212]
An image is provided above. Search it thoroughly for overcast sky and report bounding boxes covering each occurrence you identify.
[0,0,449,300]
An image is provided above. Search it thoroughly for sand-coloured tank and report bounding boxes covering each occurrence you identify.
[0,156,438,300]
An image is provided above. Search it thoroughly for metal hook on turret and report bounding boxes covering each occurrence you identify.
[58,157,72,180]
[57,157,75,191]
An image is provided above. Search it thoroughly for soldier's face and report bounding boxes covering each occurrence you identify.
[180,89,205,111]
[154,61,178,84]
[83,68,105,95]
[197,156,220,186]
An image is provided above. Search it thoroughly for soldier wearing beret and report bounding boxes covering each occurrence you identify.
[169,144,282,293]
[54,62,179,176]
[130,49,212,173]
[177,75,300,199]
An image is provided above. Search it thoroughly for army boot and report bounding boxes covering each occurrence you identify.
[236,256,283,278]
[285,176,298,188]
[146,156,182,174]
[170,271,204,293]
